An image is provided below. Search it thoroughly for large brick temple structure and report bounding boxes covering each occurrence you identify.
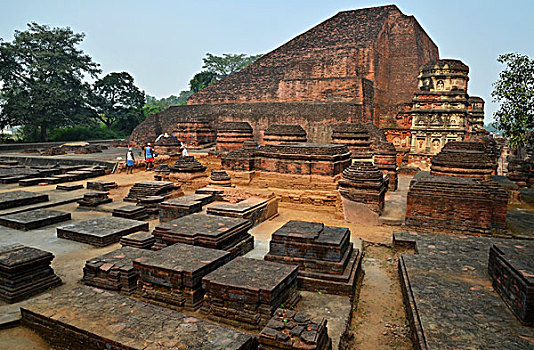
[130,5,488,169]
[131,5,439,145]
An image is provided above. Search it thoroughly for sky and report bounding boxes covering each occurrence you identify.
[1,0,534,124]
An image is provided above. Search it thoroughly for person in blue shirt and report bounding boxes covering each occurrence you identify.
[145,143,154,170]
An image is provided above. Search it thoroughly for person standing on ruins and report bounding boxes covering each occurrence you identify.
[126,148,135,174]
[145,143,154,170]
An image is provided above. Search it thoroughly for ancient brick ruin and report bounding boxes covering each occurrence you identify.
[0,209,71,231]
[216,121,254,152]
[338,162,388,215]
[263,124,307,145]
[201,257,300,330]
[331,123,374,163]
[135,243,232,310]
[130,5,439,147]
[405,141,509,235]
[264,221,362,297]
[488,241,533,326]
[258,309,332,350]
[0,244,62,303]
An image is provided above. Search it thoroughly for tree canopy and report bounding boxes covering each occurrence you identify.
[492,53,534,148]
[91,72,145,130]
[202,53,262,79]
[189,71,218,93]
[0,23,101,141]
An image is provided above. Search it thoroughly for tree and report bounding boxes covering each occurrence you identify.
[202,53,262,79]
[189,71,217,93]
[0,23,100,141]
[492,53,534,148]
[90,72,145,130]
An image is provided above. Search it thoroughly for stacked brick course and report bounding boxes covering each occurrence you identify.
[331,123,374,162]
[263,124,307,145]
[216,121,254,152]
[201,257,300,330]
[338,162,388,214]
[405,141,509,235]
[264,220,362,297]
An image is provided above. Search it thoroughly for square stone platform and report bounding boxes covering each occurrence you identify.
[82,246,154,293]
[0,244,62,303]
[0,191,48,210]
[0,209,71,231]
[264,220,362,297]
[207,196,279,227]
[135,243,232,310]
[489,241,534,326]
[57,217,149,247]
[158,193,214,222]
[152,212,253,258]
[395,231,534,349]
[202,257,300,330]
[21,286,256,350]
[120,231,155,249]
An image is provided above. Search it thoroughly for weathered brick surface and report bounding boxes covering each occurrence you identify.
[488,241,534,326]
[0,209,71,231]
[405,172,508,235]
[130,5,438,145]
[202,257,300,330]
[216,121,254,152]
[264,220,362,297]
[0,244,62,303]
[21,286,256,350]
[258,309,332,350]
[338,162,388,214]
[135,243,232,310]
[263,124,307,145]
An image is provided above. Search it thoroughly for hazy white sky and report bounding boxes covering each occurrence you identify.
[2,0,534,123]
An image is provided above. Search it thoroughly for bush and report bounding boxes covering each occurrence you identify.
[48,125,124,142]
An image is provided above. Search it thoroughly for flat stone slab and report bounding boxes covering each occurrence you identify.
[394,231,534,349]
[21,286,256,350]
[0,191,48,210]
[57,217,149,247]
[152,213,253,255]
[120,231,155,249]
[0,209,71,231]
[135,243,232,310]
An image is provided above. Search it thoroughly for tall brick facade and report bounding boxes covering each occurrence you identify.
[130,5,439,145]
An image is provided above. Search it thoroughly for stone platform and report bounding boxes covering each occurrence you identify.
[405,172,508,235]
[82,246,154,293]
[394,231,534,349]
[259,308,332,350]
[201,257,300,330]
[120,232,155,249]
[57,217,149,247]
[151,213,253,257]
[159,193,215,222]
[207,196,279,227]
[0,191,48,210]
[0,208,71,231]
[0,244,61,303]
[265,221,361,297]
[135,243,232,310]
[112,205,149,220]
[123,181,178,202]
[21,286,256,350]
[488,241,534,325]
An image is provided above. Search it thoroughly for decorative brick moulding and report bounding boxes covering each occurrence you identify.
[263,124,307,145]
[216,121,254,152]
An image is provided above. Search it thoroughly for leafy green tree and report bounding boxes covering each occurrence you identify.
[0,23,100,141]
[202,53,262,79]
[143,92,192,118]
[90,72,145,130]
[492,53,534,148]
[189,71,218,93]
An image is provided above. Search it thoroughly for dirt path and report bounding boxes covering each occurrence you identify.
[350,245,412,349]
